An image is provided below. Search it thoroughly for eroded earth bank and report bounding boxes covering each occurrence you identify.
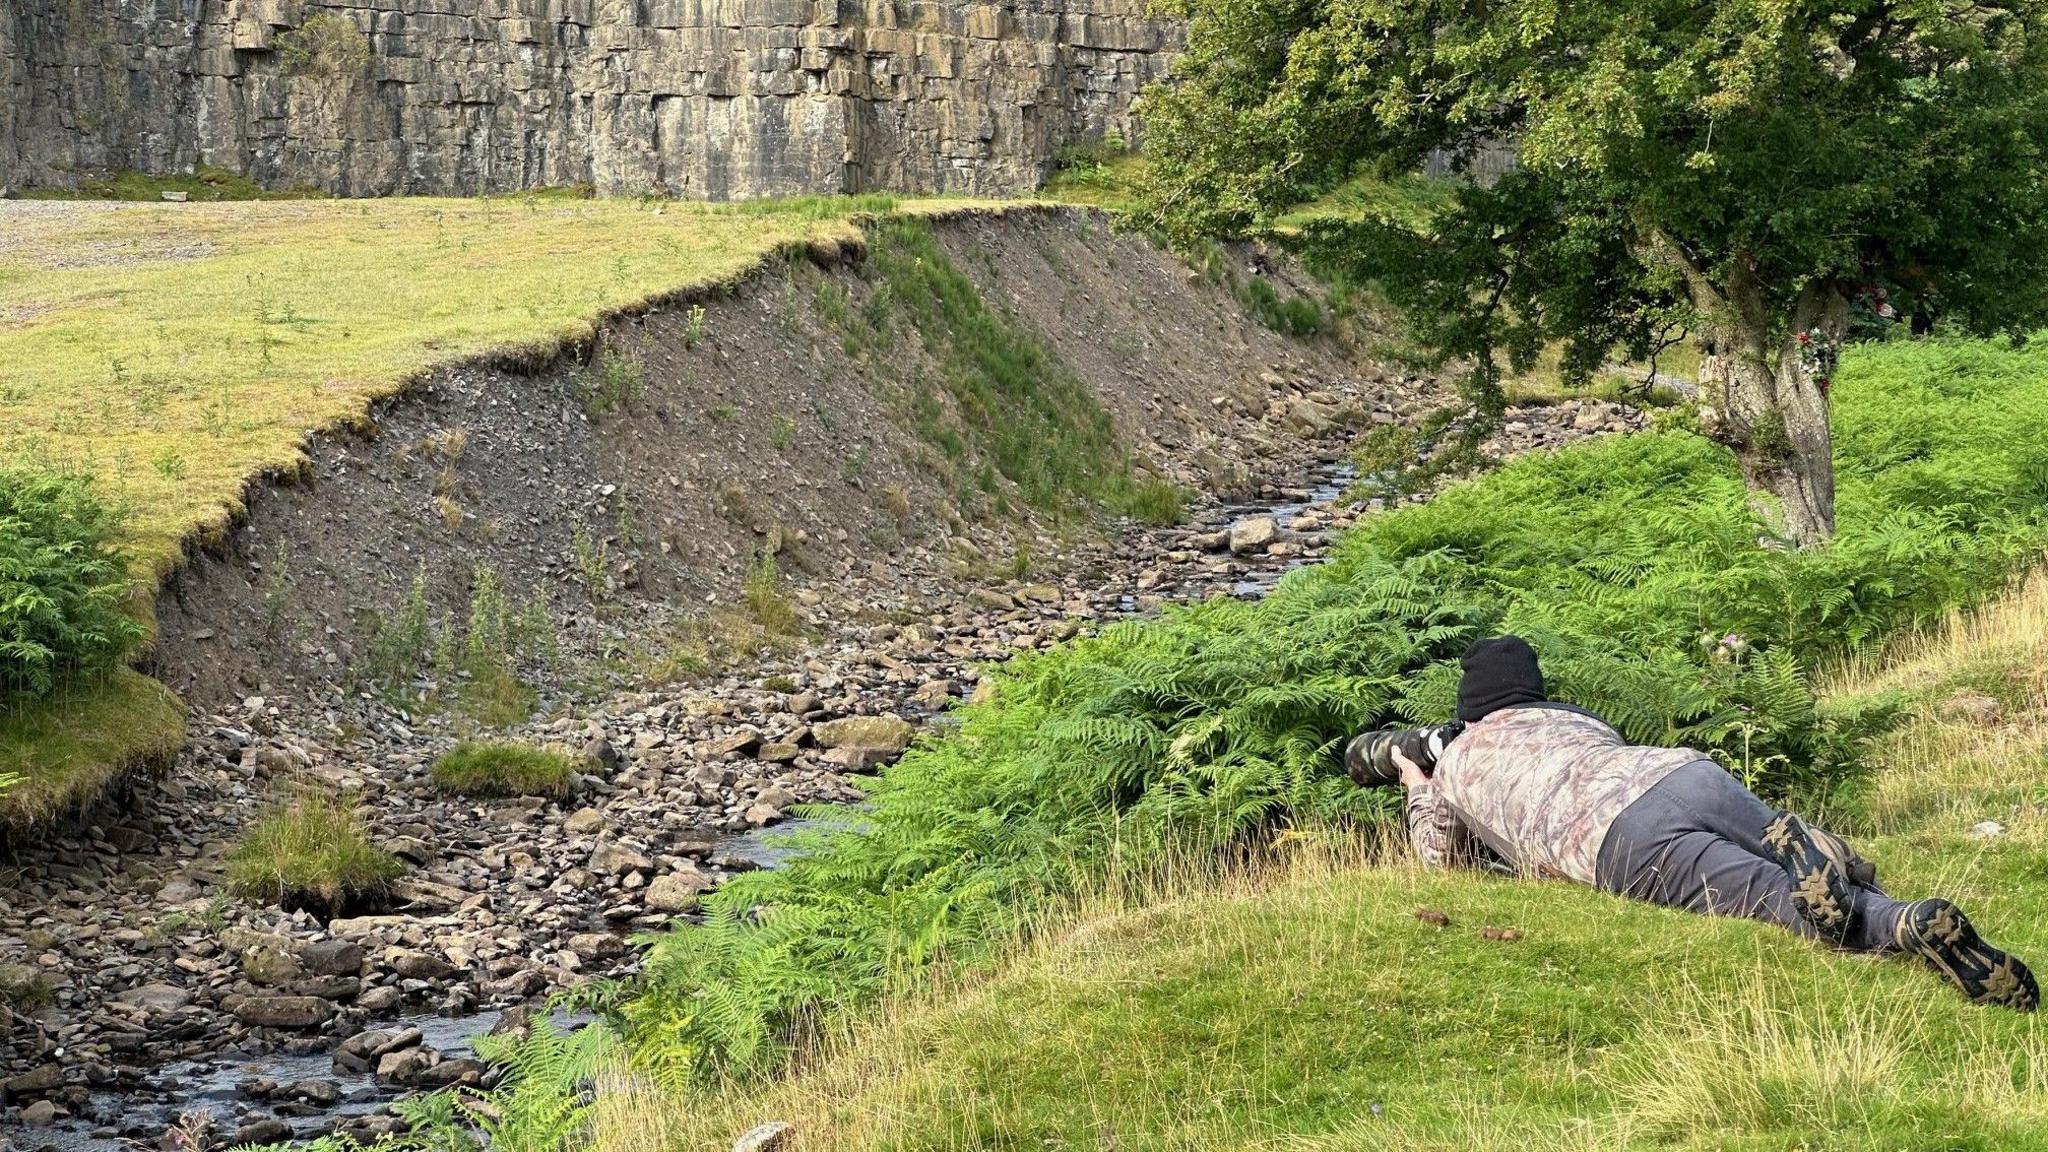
[0,209,1645,1146]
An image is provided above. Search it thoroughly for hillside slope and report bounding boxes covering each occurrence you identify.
[599,576,2048,1152]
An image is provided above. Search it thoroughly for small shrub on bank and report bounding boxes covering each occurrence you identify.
[226,792,403,914]
[432,742,578,798]
[0,467,140,705]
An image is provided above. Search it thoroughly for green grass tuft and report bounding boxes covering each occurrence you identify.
[431,741,580,798]
[225,791,404,914]
[1105,477,1191,526]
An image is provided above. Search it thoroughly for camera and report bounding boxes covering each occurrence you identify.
[1345,727,1408,787]
[1344,726,1445,787]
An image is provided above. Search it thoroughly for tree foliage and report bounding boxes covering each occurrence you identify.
[1144,0,2048,543]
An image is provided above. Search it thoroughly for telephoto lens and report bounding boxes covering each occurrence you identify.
[1344,728,1404,787]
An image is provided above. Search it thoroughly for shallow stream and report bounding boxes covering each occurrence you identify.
[29,461,1357,1151]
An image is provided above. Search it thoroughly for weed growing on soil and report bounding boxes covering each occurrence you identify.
[572,524,611,607]
[743,554,801,637]
[685,305,709,350]
[1236,274,1325,337]
[226,790,404,913]
[359,567,433,690]
[1105,477,1191,526]
[578,347,643,417]
[350,563,551,729]
[432,742,578,798]
[643,559,805,686]
[770,414,798,451]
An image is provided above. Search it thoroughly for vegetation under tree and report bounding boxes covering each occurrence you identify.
[1145,0,2048,545]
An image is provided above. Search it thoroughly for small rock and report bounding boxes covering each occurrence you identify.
[390,950,456,981]
[4,1064,62,1095]
[563,807,608,835]
[733,1121,793,1152]
[812,715,915,754]
[280,1078,343,1107]
[646,868,715,913]
[1228,516,1279,555]
[114,983,193,1013]
[300,939,366,977]
[705,728,763,757]
[590,840,654,875]
[21,1099,62,1126]
[243,943,308,987]
[584,736,622,776]
[376,1046,437,1086]
[1941,691,2005,725]
[233,1119,292,1146]
[567,933,625,961]
[1968,820,2008,840]
[231,995,334,1029]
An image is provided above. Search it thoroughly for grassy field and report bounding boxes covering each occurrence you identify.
[593,575,2048,1152]
[0,193,1006,821]
[0,193,998,580]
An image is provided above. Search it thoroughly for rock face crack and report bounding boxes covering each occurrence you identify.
[0,0,1181,198]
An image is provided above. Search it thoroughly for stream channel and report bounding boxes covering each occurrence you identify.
[31,462,1356,1151]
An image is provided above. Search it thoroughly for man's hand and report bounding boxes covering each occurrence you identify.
[1392,745,1431,789]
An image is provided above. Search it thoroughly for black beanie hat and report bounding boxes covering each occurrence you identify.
[1457,636,1547,722]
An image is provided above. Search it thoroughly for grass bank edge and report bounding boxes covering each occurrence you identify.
[0,197,1055,826]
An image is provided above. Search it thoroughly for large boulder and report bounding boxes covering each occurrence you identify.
[812,716,915,754]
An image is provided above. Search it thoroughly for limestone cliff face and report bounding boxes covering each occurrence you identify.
[2,0,1178,199]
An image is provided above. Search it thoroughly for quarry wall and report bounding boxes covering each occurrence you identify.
[1,0,1178,199]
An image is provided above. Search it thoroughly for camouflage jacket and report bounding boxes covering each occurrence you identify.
[1405,705,1706,884]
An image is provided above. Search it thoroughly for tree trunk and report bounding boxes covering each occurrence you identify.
[1701,284,1848,548]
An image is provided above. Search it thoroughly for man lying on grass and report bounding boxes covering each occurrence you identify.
[1350,636,2039,1011]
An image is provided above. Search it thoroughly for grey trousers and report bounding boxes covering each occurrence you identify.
[1594,761,1906,952]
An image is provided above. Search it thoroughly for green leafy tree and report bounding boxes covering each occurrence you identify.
[1145,0,2048,545]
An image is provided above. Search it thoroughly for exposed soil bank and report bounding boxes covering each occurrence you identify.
[145,208,1389,711]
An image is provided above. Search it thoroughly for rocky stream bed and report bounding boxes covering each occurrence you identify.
[0,391,1647,1150]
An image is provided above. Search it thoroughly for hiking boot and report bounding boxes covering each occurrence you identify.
[1896,898,2039,1011]
[1762,812,1853,943]
[1807,824,1883,892]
